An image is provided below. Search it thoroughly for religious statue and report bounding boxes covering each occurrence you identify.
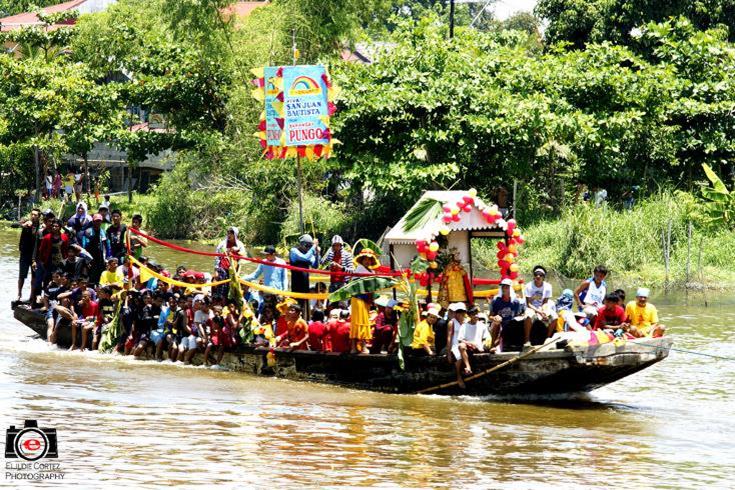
[437,255,474,308]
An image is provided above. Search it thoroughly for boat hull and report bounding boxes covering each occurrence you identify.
[12,304,672,396]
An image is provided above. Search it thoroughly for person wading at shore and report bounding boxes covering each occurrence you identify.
[289,235,319,312]
[17,208,40,302]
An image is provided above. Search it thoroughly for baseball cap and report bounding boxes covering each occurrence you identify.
[92,213,103,221]
[500,278,513,287]
[426,307,441,317]
[636,287,650,298]
[448,302,466,312]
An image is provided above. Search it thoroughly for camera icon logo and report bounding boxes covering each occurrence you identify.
[5,420,58,461]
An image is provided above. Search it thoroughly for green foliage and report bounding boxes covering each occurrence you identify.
[0,1,58,16]
[332,14,735,238]
[401,197,441,233]
[490,191,735,285]
[328,276,399,303]
[536,0,735,48]
[699,164,735,229]
[281,192,354,246]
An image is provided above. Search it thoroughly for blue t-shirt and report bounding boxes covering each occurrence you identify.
[491,297,525,325]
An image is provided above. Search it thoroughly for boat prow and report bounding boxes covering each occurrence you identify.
[12,304,672,397]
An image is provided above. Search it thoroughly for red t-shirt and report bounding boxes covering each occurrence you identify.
[307,321,326,351]
[331,322,351,353]
[79,300,98,320]
[594,305,627,330]
[275,316,288,337]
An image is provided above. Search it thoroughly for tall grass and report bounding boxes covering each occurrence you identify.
[477,192,735,286]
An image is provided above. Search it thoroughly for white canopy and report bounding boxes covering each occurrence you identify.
[384,190,501,245]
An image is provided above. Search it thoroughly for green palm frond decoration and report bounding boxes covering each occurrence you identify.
[328,276,400,303]
[402,198,442,233]
[352,238,383,256]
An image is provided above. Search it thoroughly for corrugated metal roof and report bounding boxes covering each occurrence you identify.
[0,0,85,31]
[384,190,501,244]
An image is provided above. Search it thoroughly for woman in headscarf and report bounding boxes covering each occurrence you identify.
[67,202,91,243]
[214,226,245,298]
[350,248,380,354]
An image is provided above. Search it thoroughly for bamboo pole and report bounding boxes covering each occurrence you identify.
[686,221,692,283]
[415,341,551,395]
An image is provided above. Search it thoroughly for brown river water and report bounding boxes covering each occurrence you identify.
[1,228,734,488]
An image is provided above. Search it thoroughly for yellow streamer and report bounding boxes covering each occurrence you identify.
[237,278,329,300]
[129,257,229,289]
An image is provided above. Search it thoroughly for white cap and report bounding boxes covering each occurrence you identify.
[331,235,344,245]
[636,287,650,298]
[329,309,340,318]
[448,302,466,312]
[426,307,441,317]
[500,278,513,287]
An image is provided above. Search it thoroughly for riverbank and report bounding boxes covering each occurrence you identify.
[501,193,735,290]
[7,191,735,289]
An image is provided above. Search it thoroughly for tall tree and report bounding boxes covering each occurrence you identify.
[536,0,735,48]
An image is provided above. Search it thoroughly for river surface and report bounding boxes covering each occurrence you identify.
[0,228,734,488]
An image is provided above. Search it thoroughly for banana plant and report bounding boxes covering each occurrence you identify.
[700,163,735,229]
[329,256,427,369]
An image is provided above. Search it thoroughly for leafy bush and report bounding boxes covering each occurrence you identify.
[280,192,354,246]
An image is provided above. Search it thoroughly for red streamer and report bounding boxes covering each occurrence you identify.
[128,229,404,278]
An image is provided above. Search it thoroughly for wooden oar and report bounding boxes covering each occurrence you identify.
[415,341,552,395]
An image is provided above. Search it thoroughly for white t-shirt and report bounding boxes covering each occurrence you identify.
[458,320,489,349]
[193,309,213,325]
[525,281,552,309]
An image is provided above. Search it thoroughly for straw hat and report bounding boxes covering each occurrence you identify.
[355,248,380,269]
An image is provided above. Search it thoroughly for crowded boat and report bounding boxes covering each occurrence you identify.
[14,199,667,388]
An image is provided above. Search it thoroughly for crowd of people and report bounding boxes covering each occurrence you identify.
[16,204,667,377]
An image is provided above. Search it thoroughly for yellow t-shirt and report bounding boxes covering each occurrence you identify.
[625,301,658,333]
[99,270,124,286]
[411,319,435,350]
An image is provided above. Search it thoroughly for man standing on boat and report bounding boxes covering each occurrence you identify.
[321,235,354,293]
[17,208,40,302]
[81,214,111,284]
[289,235,319,312]
[106,210,128,263]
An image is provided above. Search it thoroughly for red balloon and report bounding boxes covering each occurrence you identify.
[509,271,519,280]
[426,251,437,261]
[496,241,506,250]
[463,205,472,213]
[496,250,504,259]
[442,215,452,224]
[498,260,509,269]
[462,196,474,205]
[452,214,461,222]
[442,204,451,213]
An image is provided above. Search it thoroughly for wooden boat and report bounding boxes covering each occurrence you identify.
[12,303,672,396]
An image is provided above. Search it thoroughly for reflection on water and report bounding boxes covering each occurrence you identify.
[1,228,734,488]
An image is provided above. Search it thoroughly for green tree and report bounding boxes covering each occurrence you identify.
[536,0,735,48]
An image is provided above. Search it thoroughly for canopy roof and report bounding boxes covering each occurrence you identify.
[384,190,502,245]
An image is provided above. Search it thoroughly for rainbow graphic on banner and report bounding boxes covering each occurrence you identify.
[289,76,322,96]
[251,64,339,160]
